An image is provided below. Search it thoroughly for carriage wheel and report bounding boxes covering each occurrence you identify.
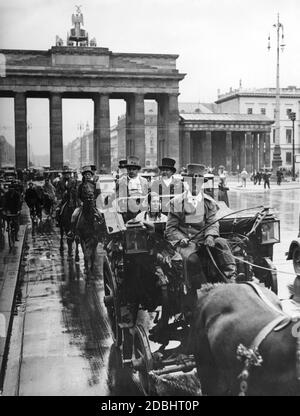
[292,247,300,275]
[103,257,123,346]
[132,324,154,396]
[256,257,278,294]
[107,344,136,395]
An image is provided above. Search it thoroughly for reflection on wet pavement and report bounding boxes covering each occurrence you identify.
[3,219,139,396]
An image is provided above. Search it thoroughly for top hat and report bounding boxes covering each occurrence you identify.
[186,163,206,177]
[90,164,97,172]
[118,159,128,169]
[125,156,141,170]
[81,165,94,175]
[158,158,176,173]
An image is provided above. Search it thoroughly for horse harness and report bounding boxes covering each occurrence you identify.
[236,281,296,396]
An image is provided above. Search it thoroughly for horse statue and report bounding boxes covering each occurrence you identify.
[73,193,105,279]
[191,282,300,396]
[59,181,80,259]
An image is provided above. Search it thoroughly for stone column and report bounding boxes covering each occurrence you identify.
[184,130,191,166]
[14,92,27,169]
[203,131,212,168]
[245,132,252,173]
[49,93,63,170]
[157,94,180,167]
[265,132,271,167]
[94,94,111,172]
[126,94,145,166]
[168,94,180,166]
[239,133,246,171]
[259,133,265,169]
[253,133,258,171]
[226,131,232,172]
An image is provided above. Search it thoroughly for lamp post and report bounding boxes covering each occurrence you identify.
[27,121,32,168]
[77,121,84,168]
[268,13,286,171]
[288,111,296,181]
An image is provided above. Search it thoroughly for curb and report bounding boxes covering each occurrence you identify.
[0,224,27,391]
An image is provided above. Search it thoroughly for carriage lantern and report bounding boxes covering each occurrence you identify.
[260,219,280,245]
[124,222,149,254]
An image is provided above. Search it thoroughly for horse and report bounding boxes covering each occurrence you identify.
[191,282,300,396]
[59,186,80,260]
[42,192,55,220]
[74,195,105,279]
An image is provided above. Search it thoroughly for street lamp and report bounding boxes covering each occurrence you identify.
[268,13,286,170]
[288,111,296,181]
[77,121,84,168]
[27,121,32,168]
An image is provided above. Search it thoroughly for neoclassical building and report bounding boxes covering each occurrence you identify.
[216,86,300,168]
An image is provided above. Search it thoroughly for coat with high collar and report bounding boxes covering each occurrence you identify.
[165,193,219,244]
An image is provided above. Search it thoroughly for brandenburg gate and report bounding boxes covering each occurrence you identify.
[0,8,185,170]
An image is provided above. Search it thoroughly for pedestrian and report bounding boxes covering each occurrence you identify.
[257,171,263,185]
[240,168,248,187]
[276,169,283,185]
[263,170,270,190]
[217,165,229,207]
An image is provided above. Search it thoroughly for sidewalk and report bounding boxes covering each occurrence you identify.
[0,224,27,390]
[226,177,300,192]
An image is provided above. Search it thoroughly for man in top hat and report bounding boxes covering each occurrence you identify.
[151,158,185,216]
[115,156,148,222]
[165,162,237,293]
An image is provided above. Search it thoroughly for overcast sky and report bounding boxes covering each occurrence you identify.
[1,0,300,156]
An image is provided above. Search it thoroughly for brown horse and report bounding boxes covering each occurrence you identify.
[192,283,300,396]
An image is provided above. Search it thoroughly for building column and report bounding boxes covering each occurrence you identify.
[14,92,27,169]
[184,130,191,166]
[49,93,63,170]
[94,94,111,172]
[259,132,265,169]
[126,94,145,166]
[245,132,252,173]
[239,133,246,171]
[168,94,180,167]
[157,93,180,167]
[203,131,212,168]
[226,131,232,172]
[253,133,258,171]
[265,131,271,167]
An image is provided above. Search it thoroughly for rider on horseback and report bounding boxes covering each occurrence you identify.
[55,168,77,226]
[68,165,101,239]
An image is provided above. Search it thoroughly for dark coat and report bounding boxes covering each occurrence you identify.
[4,189,22,213]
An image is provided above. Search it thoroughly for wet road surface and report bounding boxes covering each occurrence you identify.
[229,187,299,298]
[2,216,140,396]
[2,187,300,395]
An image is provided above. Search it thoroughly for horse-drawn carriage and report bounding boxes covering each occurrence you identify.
[102,199,281,395]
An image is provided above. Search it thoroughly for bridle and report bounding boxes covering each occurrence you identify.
[236,282,294,396]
